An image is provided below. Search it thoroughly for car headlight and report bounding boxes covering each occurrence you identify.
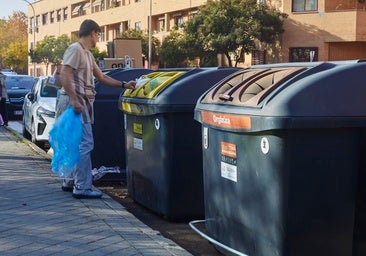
[36,106,55,118]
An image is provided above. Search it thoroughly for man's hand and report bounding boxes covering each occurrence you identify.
[72,100,83,113]
[124,80,136,89]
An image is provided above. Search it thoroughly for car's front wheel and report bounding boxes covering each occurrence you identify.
[22,115,31,140]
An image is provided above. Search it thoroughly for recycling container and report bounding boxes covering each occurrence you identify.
[92,68,153,169]
[192,61,366,256]
[120,67,239,220]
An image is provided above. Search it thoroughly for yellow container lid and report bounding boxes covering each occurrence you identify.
[123,72,162,97]
[123,71,186,99]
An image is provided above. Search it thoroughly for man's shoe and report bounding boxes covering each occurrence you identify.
[72,187,102,199]
[61,186,73,192]
[61,180,74,192]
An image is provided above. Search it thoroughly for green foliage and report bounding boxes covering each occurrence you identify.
[0,11,28,73]
[159,30,187,67]
[30,34,71,74]
[184,0,287,66]
[3,40,28,71]
[90,47,108,63]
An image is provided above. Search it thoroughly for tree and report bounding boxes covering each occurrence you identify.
[0,11,28,73]
[30,34,71,75]
[90,47,108,63]
[185,0,287,67]
[159,30,187,67]
[3,41,28,71]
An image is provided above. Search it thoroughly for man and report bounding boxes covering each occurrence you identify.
[59,19,136,199]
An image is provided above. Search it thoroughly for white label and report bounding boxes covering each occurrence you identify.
[203,127,208,149]
[133,138,143,150]
[221,162,237,182]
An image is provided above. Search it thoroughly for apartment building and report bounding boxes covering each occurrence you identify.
[27,0,206,75]
[26,0,366,75]
[282,0,366,62]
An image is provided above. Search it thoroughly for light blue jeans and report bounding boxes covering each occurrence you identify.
[57,92,94,190]
[74,122,94,190]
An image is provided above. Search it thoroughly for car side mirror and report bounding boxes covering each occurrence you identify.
[27,93,35,102]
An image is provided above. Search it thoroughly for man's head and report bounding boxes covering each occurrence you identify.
[78,19,101,38]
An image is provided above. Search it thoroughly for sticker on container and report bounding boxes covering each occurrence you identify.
[203,127,208,149]
[155,118,160,130]
[261,137,270,154]
[221,162,237,182]
[133,137,143,150]
[133,123,143,135]
[220,141,237,182]
[221,141,237,159]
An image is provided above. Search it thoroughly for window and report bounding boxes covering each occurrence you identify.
[29,17,34,33]
[122,20,129,31]
[251,50,266,65]
[36,15,41,27]
[50,11,54,23]
[174,15,184,29]
[72,4,83,16]
[289,47,318,62]
[108,0,120,8]
[83,2,91,14]
[158,18,165,31]
[100,30,105,41]
[135,21,141,30]
[292,0,317,12]
[42,13,48,25]
[115,27,121,37]
[57,9,61,21]
[63,7,68,20]
[93,0,104,12]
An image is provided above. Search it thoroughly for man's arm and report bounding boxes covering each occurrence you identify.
[93,68,136,89]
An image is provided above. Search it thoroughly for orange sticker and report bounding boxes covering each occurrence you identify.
[201,111,251,129]
[221,142,237,158]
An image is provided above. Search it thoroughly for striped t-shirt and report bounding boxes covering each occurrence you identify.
[62,42,99,123]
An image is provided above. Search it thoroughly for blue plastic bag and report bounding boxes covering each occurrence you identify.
[49,107,82,177]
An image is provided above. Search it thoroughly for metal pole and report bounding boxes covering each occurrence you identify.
[148,0,152,69]
[23,0,36,76]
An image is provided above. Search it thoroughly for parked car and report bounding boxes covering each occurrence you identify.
[5,74,35,119]
[22,76,58,148]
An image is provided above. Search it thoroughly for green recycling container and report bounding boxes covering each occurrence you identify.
[120,67,239,220]
[193,61,366,256]
[92,68,153,170]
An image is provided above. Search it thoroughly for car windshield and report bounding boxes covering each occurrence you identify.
[6,76,35,90]
[40,82,58,97]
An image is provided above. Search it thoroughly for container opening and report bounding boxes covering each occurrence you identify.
[202,69,269,103]
[233,67,306,106]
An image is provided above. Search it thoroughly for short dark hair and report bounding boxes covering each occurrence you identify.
[78,19,101,38]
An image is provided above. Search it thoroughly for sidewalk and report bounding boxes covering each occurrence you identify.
[0,126,192,256]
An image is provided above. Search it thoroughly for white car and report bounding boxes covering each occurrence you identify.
[22,76,58,148]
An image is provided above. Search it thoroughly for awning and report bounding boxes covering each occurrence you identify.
[83,2,91,10]
[72,5,82,15]
[93,0,102,7]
